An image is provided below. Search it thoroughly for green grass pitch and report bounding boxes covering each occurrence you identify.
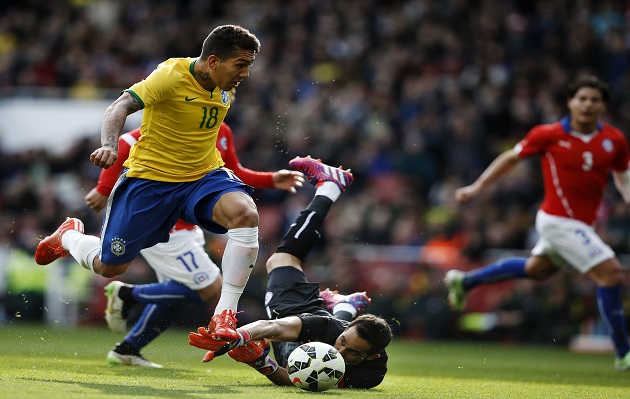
[1,322,629,399]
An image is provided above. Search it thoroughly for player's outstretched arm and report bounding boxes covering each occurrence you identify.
[189,317,303,359]
[455,148,521,203]
[613,169,630,204]
[238,316,303,342]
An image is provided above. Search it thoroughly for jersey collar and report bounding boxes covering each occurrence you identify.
[560,115,602,133]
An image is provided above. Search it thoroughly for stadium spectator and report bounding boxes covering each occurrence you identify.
[189,156,391,389]
[84,123,304,367]
[34,25,262,343]
[446,75,630,371]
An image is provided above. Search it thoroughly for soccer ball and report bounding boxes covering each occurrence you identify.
[287,341,345,391]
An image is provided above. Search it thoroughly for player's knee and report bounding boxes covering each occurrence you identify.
[607,268,625,286]
[528,270,553,281]
[596,264,624,286]
[98,267,121,278]
[525,257,556,281]
[94,260,129,278]
[213,192,259,229]
[231,206,259,228]
[266,252,301,273]
[265,253,281,272]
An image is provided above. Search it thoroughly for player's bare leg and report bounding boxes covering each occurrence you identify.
[36,217,132,277]
[207,191,259,341]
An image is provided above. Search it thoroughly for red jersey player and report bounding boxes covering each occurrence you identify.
[84,122,304,367]
[445,75,630,371]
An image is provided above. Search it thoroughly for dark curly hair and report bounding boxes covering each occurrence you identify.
[200,25,260,61]
[347,314,393,355]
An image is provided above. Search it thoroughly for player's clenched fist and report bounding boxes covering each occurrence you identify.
[90,146,118,169]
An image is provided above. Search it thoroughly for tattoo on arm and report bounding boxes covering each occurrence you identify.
[101,93,141,149]
[125,95,142,114]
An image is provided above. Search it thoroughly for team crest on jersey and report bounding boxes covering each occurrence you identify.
[219,136,228,150]
[588,246,602,257]
[110,237,126,256]
[220,90,230,105]
[602,139,613,153]
[558,140,571,149]
[193,272,210,284]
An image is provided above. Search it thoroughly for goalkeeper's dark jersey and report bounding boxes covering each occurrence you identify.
[296,314,388,389]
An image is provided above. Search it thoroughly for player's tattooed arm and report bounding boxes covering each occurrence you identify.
[92,92,142,169]
[100,92,142,150]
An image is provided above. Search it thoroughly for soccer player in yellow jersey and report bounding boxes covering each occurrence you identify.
[35,25,261,342]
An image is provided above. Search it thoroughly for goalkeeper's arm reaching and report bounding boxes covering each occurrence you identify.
[189,316,303,386]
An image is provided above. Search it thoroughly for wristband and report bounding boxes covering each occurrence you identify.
[250,356,278,376]
[236,328,252,346]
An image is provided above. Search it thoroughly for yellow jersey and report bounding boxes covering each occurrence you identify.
[123,57,232,182]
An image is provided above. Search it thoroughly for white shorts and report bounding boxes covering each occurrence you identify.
[139,226,220,290]
[532,211,615,273]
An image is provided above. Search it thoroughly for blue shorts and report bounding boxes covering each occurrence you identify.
[100,168,253,265]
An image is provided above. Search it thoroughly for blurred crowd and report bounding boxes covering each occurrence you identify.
[2,0,630,343]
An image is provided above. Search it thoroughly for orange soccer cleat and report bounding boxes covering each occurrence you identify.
[35,217,84,265]
[320,288,371,312]
[208,309,240,342]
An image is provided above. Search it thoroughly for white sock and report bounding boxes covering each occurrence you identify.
[214,227,259,315]
[63,231,100,271]
[332,302,357,318]
[315,181,341,201]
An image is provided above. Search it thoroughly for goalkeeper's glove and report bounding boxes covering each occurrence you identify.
[228,339,278,376]
[188,327,252,362]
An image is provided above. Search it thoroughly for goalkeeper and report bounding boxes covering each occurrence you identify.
[189,156,392,389]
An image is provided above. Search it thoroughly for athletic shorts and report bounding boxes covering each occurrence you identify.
[532,210,615,273]
[139,226,220,290]
[264,266,328,320]
[100,167,253,264]
[264,266,327,367]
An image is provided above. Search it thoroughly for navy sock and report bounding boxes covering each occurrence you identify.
[114,340,141,356]
[131,280,204,304]
[118,285,137,318]
[124,303,180,349]
[463,257,527,290]
[597,286,630,359]
[118,285,136,304]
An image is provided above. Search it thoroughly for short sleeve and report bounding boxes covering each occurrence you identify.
[296,314,347,344]
[125,60,181,108]
[515,125,550,158]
